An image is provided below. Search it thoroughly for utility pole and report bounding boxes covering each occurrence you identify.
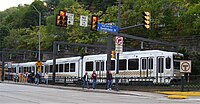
[32,5,41,61]
[115,0,121,91]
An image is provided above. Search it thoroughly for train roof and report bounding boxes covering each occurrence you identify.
[45,56,82,65]
[83,50,183,58]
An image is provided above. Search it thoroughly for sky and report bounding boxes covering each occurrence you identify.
[0,0,34,11]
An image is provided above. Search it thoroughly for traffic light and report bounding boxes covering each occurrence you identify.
[56,10,67,27]
[91,15,98,31]
[143,11,151,29]
[111,50,116,59]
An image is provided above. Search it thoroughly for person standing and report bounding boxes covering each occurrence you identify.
[91,70,97,89]
[30,71,35,84]
[44,72,49,85]
[35,72,40,85]
[15,73,19,82]
[107,70,113,90]
[82,72,89,89]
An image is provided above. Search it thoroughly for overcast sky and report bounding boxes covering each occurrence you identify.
[0,0,34,11]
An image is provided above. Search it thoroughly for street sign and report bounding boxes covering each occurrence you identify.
[97,23,119,33]
[80,15,88,27]
[66,13,74,25]
[115,36,123,53]
[36,61,43,67]
[115,36,123,45]
[180,60,191,73]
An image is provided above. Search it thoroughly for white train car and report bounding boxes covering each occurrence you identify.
[9,50,184,84]
[82,50,184,84]
[11,62,37,74]
[44,56,82,78]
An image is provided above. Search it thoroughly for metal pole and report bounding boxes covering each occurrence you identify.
[115,0,121,91]
[1,51,4,81]
[52,42,57,84]
[32,5,41,61]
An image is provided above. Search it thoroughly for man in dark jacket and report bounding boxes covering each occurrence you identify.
[82,72,89,89]
[107,70,113,90]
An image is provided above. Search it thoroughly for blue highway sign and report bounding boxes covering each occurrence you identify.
[97,23,119,33]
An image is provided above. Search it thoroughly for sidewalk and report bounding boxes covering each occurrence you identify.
[0,81,162,97]
[1,81,200,98]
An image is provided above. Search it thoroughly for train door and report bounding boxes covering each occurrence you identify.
[156,56,164,83]
[95,60,104,78]
[140,57,148,77]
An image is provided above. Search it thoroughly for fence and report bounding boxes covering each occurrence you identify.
[4,74,200,91]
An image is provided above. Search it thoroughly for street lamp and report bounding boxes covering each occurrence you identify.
[32,5,41,61]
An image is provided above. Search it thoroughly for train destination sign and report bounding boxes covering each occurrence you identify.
[180,60,191,73]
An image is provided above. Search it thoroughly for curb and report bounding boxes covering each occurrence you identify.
[167,95,187,99]
[158,91,200,96]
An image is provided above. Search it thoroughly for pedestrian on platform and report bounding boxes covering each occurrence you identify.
[44,72,49,85]
[15,73,19,82]
[35,72,40,85]
[107,70,113,90]
[82,72,89,89]
[30,71,34,84]
[91,70,97,89]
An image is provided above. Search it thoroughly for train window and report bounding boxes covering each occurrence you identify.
[142,59,147,70]
[101,62,104,71]
[174,61,180,69]
[111,60,115,71]
[148,58,153,70]
[86,62,93,71]
[59,64,63,72]
[70,63,75,72]
[45,65,49,73]
[31,66,35,72]
[64,63,69,72]
[19,67,22,73]
[96,62,104,71]
[158,58,164,73]
[119,59,126,70]
[56,64,58,72]
[166,57,171,69]
[50,65,53,72]
[128,59,139,70]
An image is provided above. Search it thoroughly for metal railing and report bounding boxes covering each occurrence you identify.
[4,74,200,91]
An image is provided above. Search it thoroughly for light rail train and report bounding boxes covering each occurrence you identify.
[9,50,184,84]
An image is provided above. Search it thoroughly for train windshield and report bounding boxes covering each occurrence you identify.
[173,55,184,70]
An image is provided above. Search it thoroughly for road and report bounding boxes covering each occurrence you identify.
[0,83,199,104]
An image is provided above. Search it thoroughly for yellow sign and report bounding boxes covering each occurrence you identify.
[36,61,43,67]
[37,66,41,73]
